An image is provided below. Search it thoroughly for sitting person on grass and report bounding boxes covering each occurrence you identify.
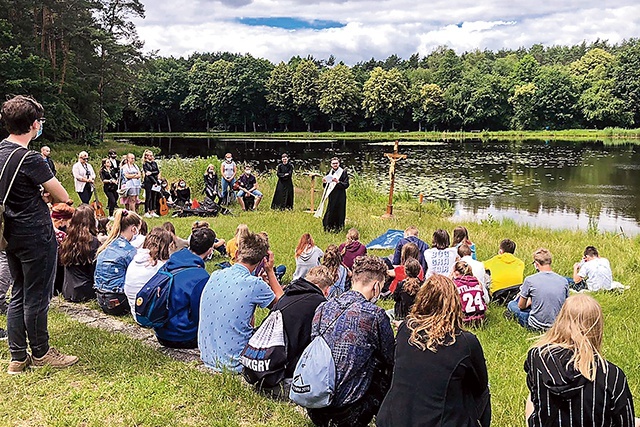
[572,246,613,291]
[154,227,216,349]
[392,226,429,272]
[506,248,568,331]
[257,266,334,399]
[452,260,488,324]
[303,256,394,427]
[322,244,349,298]
[198,231,283,372]
[94,209,142,315]
[457,243,488,292]
[190,220,226,256]
[236,166,263,211]
[424,229,458,278]
[392,258,422,322]
[525,294,640,427]
[484,238,525,304]
[124,227,174,317]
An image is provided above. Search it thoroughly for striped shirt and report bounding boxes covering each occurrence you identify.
[525,346,636,427]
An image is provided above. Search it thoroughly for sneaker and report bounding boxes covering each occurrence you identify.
[7,355,32,375]
[151,212,160,218]
[108,216,115,221]
[32,347,78,369]
[143,212,152,218]
[0,328,7,341]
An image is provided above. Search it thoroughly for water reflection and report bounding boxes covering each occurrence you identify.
[130,136,640,235]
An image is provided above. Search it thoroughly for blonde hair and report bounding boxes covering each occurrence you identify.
[533,294,605,381]
[143,149,154,161]
[406,274,463,352]
[345,228,360,243]
[97,209,141,254]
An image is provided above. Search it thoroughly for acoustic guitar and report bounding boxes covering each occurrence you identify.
[91,187,106,218]
[158,196,169,216]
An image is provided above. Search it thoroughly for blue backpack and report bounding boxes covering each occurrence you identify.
[134,266,192,328]
[289,302,353,408]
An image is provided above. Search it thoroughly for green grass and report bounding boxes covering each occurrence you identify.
[2,141,640,426]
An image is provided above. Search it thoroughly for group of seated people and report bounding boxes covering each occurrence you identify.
[11,203,634,427]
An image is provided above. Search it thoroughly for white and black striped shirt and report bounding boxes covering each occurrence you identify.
[525,346,636,427]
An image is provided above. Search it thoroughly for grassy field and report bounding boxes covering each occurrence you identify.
[1,141,639,426]
[105,128,640,143]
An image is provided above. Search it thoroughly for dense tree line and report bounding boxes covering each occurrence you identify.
[2,4,640,139]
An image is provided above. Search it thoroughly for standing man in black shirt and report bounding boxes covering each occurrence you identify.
[40,145,56,176]
[0,95,79,375]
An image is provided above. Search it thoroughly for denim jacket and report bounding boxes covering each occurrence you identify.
[94,236,136,293]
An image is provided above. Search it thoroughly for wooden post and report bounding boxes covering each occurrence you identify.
[381,140,407,219]
[304,172,322,213]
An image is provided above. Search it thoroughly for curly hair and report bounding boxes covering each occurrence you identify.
[59,204,98,266]
[352,255,387,286]
[322,244,343,282]
[402,258,422,296]
[406,274,463,352]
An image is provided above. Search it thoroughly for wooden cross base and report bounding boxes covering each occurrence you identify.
[303,172,322,213]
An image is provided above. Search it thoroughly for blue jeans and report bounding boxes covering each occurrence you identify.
[5,230,57,360]
[221,178,235,199]
[507,299,530,328]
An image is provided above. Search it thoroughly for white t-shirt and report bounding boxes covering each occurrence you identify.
[124,248,166,317]
[461,255,490,303]
[424,247,458,278]
[578,258,613,291]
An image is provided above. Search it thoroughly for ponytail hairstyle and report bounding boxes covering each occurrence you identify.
[533,294,605,381]
[345,228,360,244]
[97,209,141,254]
[143,227,174,266]
[402,258,422,297]
[453,260,473,277]
[295,233,315,258]
[59,204,98,266]
[322,244,342,282]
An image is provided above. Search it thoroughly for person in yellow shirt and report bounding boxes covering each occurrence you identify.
[484,239,525,304]
[227,224,250,264]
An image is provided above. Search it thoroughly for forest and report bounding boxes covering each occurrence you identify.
[2,1,640,141]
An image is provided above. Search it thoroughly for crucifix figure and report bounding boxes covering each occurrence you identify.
[382,140,407,218]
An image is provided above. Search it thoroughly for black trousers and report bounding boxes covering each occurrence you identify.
[78,183,92,204]
[104,186,118,216]
[308,363,392,427]
[5,230,57,360]
[144,183,158,213]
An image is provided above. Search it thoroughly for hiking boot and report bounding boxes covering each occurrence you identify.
[32,347,78,369]
[0,328,7,341]
[7,355,32,375]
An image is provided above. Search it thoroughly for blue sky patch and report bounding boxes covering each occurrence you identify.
[237,17,345,30]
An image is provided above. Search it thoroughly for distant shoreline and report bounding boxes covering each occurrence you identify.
[107,129,640,143]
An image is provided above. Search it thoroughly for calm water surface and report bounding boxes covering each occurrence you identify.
[129,137,640,235]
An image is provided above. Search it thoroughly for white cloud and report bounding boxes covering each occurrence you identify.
[134,0,640,64]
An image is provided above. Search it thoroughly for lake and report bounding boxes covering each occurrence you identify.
[126,136,640,235]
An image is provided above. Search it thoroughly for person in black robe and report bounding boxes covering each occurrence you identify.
[271,153,294,210]
[322,157,349,233]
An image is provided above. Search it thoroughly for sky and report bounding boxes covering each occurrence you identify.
[133,0,640,65]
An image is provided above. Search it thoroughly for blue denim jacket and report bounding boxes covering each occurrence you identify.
[94,236,136,293]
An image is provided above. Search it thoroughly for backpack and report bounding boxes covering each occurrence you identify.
[0,147,29,251]
[134,266,193,328]
[289,302,353,409]
[240,294,313,388]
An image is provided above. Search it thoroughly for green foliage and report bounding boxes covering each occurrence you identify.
[318,64,361,131]
[362,67,409,131]
[291,59,321,132]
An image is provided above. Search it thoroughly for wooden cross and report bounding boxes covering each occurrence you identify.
[382,140,407,218]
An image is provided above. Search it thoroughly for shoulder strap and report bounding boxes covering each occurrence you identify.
[0,146,30,205]
[318,301,356,337]
[274,292,316,313]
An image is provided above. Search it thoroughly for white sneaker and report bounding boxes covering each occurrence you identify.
[108,216,115,221]
[143,212,152,218]
[151,212,160,218]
